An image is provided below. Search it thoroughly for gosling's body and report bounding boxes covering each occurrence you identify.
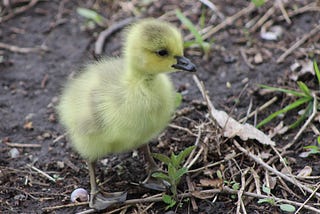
[57,18,196,210]
[58,58,175,161]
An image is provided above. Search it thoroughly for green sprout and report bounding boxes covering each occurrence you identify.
[175,10,212,55]
[251,0,266,7]
[152,146,195,209]
[258,184,296,212]
[302,136,320,157]
[224,180,240,199]
[76,7,106,27]
[257,60,320,129]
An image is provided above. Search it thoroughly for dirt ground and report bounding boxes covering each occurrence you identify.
[1,0,320,213]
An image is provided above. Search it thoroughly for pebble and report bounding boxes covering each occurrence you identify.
[8,148,19,158]
[56,161,65,169]
[71,188,89,202]
[254,53,263,64]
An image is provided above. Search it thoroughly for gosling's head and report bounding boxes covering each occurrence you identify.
[124,19,196,74]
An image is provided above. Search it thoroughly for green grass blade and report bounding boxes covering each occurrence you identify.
[259,84,305,97]
[77,7,105,25]
[314,60,320,86]
[251,0,265,7]
[288,101,313,129]
[175,10,204,45]
[200,8,206,29]
[297,81,311,97]
[257,96,311,128]
[183,41,198,48]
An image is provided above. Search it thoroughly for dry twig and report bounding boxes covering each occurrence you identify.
[295,183,320,214]
[276,0,291,24]
[277,24,320,63]
[237,168,249,214]
[27,164,56,183]
[4,142,41,148]
[186,175,198,212]
[202,3,256,40]
[199,0,224,19]
[0,42,47,53]
[0,0,39,23]
[250,5,276,32]
[232,140,320,198]
[240,48,255,69]
[95,17,138,55]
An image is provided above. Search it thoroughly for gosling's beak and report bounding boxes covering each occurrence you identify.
[172,56,196,72]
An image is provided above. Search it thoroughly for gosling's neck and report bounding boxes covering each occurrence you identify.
[123,61,159,87]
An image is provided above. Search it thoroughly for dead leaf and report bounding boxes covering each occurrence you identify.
[192,190,216,199]
[297,166,312,177]
[280,166,292,175]
[268,176,277,189]
[199,178,223,188]
[211,108,275,146]
[194,75,275,146]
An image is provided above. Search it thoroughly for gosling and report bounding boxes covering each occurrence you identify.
[57,18,196,210]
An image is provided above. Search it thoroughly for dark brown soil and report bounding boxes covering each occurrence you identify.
[1,0,320,213]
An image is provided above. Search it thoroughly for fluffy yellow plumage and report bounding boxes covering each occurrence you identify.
[57,18,196,210]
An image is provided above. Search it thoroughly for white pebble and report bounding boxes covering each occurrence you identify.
[8,148,19,158]
[71,188,89,202]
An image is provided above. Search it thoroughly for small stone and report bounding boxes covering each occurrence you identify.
[223,55,237,64]
[48,113,56,123]
[42,132,51,139]
[56,161,65,169]
[254,53,263,64]
[260,25,283,41]
[9,148,20,158]
[71,188,89,202]
[25,113,35,121]
[14,194,26,200]
[100,158,109,166]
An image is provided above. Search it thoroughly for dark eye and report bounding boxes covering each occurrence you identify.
[156,49,169,57]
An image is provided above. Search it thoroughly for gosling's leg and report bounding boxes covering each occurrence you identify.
[87,161,127,210]
[139,144,169,191]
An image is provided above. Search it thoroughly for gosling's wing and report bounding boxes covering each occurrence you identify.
[85,59,126,133]
[57,58,124,135]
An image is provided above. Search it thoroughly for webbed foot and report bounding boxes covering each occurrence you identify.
[89,191,127,210]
